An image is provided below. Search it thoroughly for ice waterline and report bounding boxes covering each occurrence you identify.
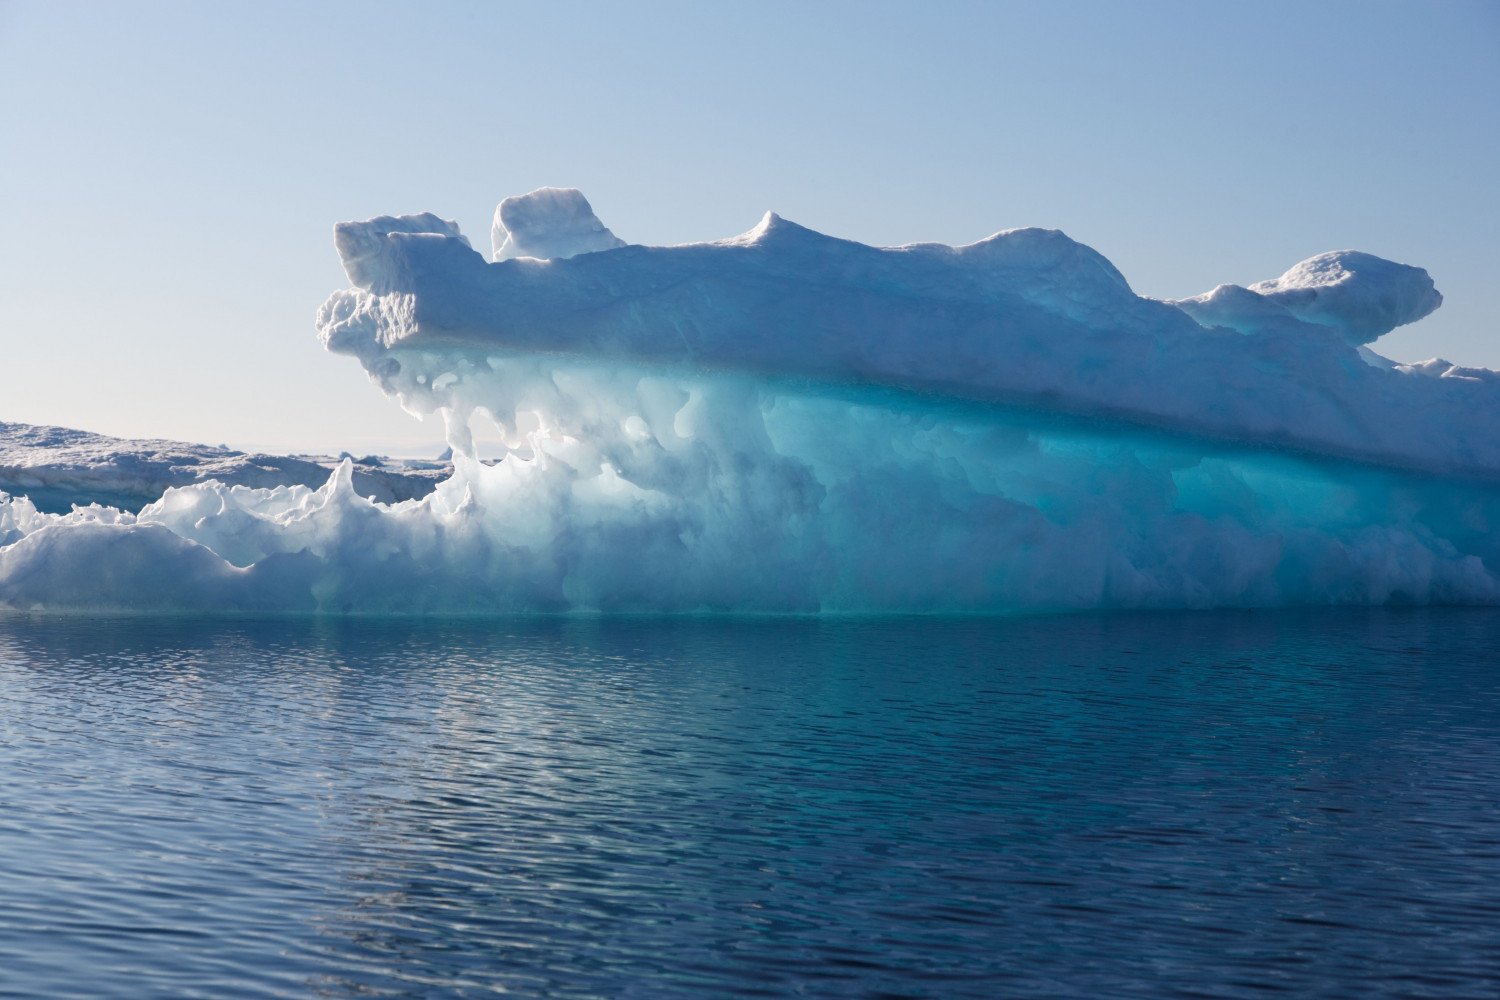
[2,190,1497,613]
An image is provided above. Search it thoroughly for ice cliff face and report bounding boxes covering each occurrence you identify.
[1,189,1496,613]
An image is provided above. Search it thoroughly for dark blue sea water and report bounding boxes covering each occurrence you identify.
[1,610,1498,999]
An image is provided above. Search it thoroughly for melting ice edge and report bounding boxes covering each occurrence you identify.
[4,188,1498,612]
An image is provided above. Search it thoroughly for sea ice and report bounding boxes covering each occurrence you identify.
[0,421,443,513]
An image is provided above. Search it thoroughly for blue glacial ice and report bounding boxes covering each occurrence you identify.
[2,188,1497,613]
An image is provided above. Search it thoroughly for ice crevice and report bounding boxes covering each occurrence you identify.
[2,188,1497,613]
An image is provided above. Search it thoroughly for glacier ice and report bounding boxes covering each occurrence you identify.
[2,188,1498,613]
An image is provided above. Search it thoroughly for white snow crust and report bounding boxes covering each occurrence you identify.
[2,189,1497,614]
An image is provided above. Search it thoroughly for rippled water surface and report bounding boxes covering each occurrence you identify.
[2,610,1499,998]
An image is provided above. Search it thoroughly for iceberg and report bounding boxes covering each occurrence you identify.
[2,189,1497,613]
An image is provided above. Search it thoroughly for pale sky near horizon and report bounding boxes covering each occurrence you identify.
[2,0,1497,454]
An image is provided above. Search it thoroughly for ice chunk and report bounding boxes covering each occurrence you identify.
[1173,252,1441,346]
[333,213,468,294]
[1249,251,1442,344]
[1242,250,1440,344]
[491,187,626,262]
[1393,357,1500,383]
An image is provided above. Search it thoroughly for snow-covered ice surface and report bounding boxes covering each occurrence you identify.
[0,421,445,513]
[490,187,625,263]
[3,189,1498,613]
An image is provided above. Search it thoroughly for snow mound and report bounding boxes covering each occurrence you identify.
[1174,251,1442,345]
[335,213,468,293]
[491,187,625,262]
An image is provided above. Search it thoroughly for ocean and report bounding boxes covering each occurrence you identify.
[2,609,1497,998]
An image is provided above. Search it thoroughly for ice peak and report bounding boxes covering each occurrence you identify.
[491,187,626,263]
[757,210,783,231]
[722,210,832,248]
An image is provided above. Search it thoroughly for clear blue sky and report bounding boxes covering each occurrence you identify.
[2,0,1497,453]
